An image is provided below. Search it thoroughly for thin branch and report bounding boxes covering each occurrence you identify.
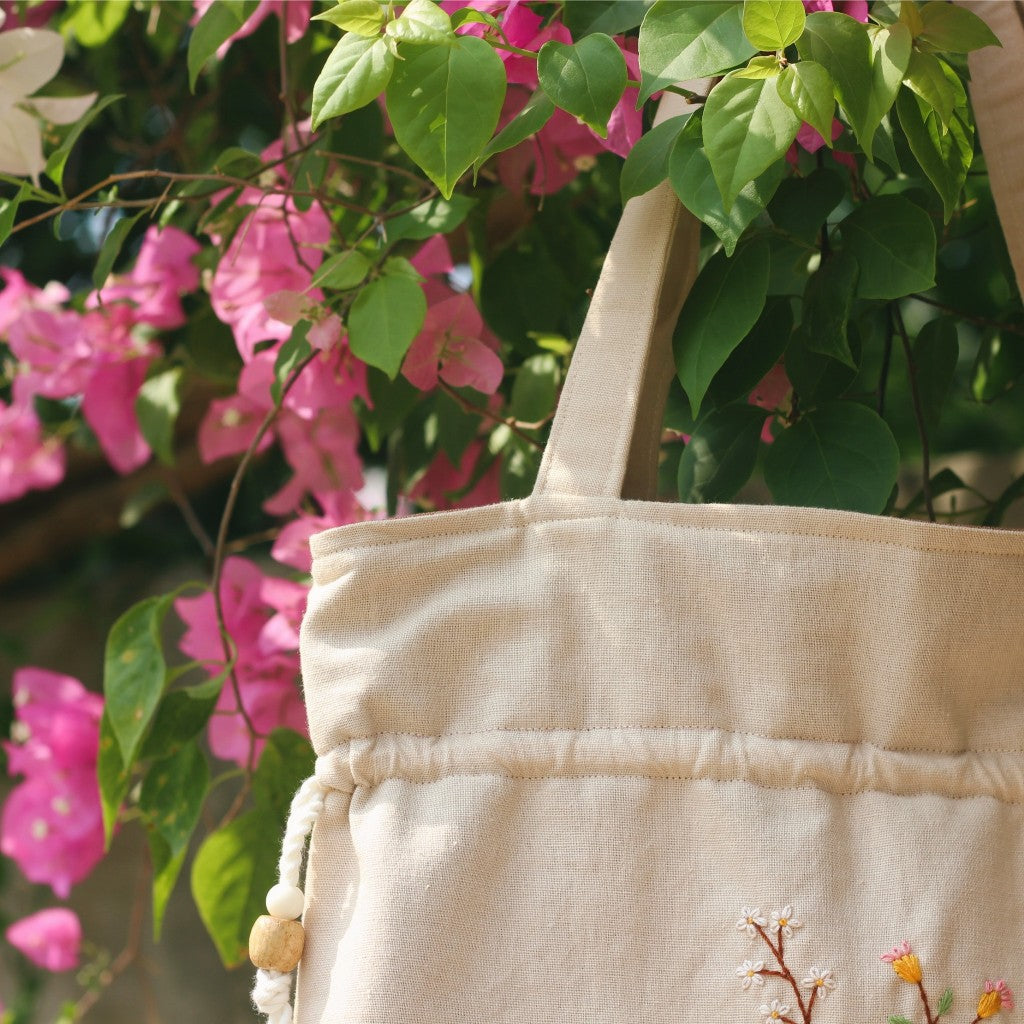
[910,293,1024,338]
[162,469,215,558]
[891,302,935,522]
[877,312,894,417]
[209,349,320,776]
[438,380,545,449]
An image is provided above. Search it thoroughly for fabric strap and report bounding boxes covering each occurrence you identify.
[532,92,701,501]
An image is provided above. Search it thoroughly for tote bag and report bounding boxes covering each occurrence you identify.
[250,6,1024,1022]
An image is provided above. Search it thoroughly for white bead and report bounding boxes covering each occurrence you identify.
[266,883,305,920]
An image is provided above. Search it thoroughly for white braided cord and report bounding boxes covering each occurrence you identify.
[251,775,328,1024]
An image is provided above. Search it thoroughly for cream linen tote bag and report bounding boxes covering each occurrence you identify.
[250,9,1024,1022]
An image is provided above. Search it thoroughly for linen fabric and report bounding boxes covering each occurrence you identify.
[293,37,1024,1023]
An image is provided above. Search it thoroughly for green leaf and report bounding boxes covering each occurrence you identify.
[63,0,131,46]
[764,401,900,512]
[149,832,187,941]
[192,809,278,967]
[669,117,784,255]
[135,367,183,466]
[903,50,955,129]
[742,0,805,50]
[313,0,386,36]
[785,322,860,404]
[937,988,955,1017]
[0,185,27,248]
[448,7,501,32]
[386,0,453,44]
[863,22,912,158]
[972,331,1024,402]
[917,2,1000,53]
[538,34,627,138]
[98,712,131,846]
[139,741,209,859]
[139,674,225,762]
[678,403,767,502]
[896,80,973,222]
[674,237,771,416]
[188,0,259,90]
[348,274,427,377]
[311,249,372,289]
[706,296,793,407]
[44,93,123,191]
[638,1,757,102]
[386,195,476,242]
[93,211,143,290]
[103,594,173,768]
[798,13,875,155]
[509,353,560,424]
[983,474,1024,527]
[386,36,506,198]
[271,322,312,404]
[211,145,263,178]
[312,34,395,128]
[768,166,844,243]
[563,0,649,37]
[890,1016,915,1024]
[777,60,835,144]
[802,251,859,367]
[474,92,555,174]
[621,114,689,203]
[703,74,800,210]
[901,468,968,518]
[840,194,936,299]
[733,55,783,79]
[252,730,315,818]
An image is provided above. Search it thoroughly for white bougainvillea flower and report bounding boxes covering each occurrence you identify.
[0,29,96,182]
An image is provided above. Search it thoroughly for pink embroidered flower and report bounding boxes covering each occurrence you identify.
[403,293,504,395]
[0,399,65,502]
[979,981,1016,1018]
[881,940,914,963]
[6,908,81,972]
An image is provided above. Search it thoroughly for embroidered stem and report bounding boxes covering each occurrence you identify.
[755,924,811,1024]
[918,981,937,1024]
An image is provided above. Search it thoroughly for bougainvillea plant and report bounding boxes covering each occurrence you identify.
[0,0,1020,1018]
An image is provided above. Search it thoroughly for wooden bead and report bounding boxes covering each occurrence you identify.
[249,915,304,972]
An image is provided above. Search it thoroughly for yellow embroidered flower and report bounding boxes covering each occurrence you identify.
[881,941,922,984]
[978,981,1015,1018]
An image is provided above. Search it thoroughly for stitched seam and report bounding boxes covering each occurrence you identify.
[311,512,1024,560]
[350,770,1024,807]
[334,723,1024,757]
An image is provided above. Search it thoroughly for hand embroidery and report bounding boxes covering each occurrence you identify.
[882,940,1015,1024]
[734,906,836,1024]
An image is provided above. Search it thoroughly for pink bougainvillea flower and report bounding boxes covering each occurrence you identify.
[403,293,504,395]
[81,355,152,474]
[191,0,311,56]
[258,576,309,655]
[802,0,869,20]
[91,225,200,330]
[748,363,791,443]
[208,194,330,362]
[6,306,92,402]
[1,668,104,898]
[7,908,81,972]
[0,267,67,334]
[410,438,501,511]
[272,490,374,572]
[174,558,307,767]
[0,399,65,502]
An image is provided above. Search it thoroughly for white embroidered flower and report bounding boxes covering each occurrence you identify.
[759,999,792,1020]
[770,905,802,938]
[802,966,837,995]
[736,906,768,937]
[737,960,766,990]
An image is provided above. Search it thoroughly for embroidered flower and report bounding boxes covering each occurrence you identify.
[770,906,803,938]
[881,941,922,984]
[978,981,1015,1018]
[759,999,792,1020]
[737,907,768,938]
[802,967,837,995]
[737,960,767,990]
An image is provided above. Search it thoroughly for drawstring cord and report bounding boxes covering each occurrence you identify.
[250,774,328,1024]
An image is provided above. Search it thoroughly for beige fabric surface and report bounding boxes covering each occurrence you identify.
[294,51,1024,1024]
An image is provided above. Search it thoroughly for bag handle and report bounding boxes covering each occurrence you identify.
[531,92,702,501]
[963,2,1024,291]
